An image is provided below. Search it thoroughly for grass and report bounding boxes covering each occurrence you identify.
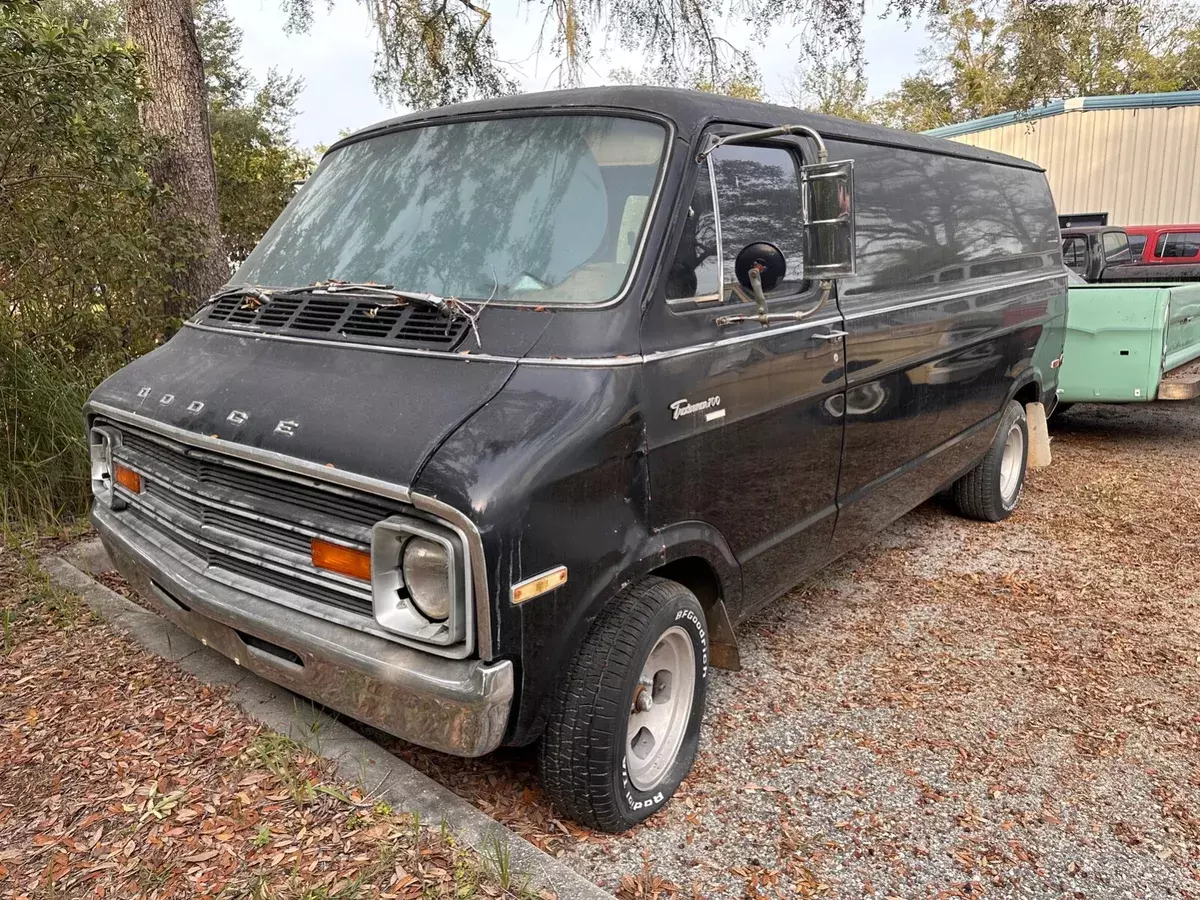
[0,324,122,532]
[230,733,542,899]
[244,731,322,805]
[481,832,528,895]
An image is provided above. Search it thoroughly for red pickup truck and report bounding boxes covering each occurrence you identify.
[1061,226,1200,282]
[1125,225,1200,264]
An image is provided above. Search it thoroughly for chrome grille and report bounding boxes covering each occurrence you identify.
[104,420,405,621]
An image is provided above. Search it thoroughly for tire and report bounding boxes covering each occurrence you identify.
[951,399,1028,522]
[539,577,709,833]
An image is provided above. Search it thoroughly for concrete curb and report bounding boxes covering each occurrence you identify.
[45,541,613,900]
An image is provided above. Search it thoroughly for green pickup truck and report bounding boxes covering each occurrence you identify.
[1058,278,1200,404]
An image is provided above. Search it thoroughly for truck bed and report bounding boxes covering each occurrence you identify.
[1099,264,1200,283]
[1059,282,1200,403]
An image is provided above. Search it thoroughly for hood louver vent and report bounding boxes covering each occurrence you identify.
[200,293,468,349]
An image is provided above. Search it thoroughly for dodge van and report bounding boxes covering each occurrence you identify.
[86,87,1066,832]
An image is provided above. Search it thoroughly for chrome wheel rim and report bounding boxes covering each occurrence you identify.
[999,422,1025,505]
[626,626,696,792]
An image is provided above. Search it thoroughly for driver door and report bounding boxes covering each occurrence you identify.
[642,135,847,617]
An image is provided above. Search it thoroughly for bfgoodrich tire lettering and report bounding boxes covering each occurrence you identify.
[951,399,1029,522]
[539,576,709,832]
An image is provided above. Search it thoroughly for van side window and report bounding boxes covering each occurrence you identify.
[1127,234,1147,258]
[1156,232,1200,258]
[710,144,806,299]
[665,169,720,300]
[1062,237,1087,270]
[1102,231,1132,264]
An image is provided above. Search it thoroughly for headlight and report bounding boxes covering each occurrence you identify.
[89,426,125,510]
[403,537,451,621]
[370,516,466,647]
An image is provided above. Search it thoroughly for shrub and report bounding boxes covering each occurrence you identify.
[0,0,187,528]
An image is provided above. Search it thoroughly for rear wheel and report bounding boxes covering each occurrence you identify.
[951,399,1028,522]
[539,577,709,832]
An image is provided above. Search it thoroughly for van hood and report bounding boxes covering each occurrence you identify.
[87,325,526,488]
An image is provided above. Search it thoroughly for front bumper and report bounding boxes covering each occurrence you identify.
[93,504,514,757]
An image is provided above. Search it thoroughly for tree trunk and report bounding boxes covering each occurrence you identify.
[126,0,227,318]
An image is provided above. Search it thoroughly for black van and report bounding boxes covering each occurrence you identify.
[86,87,1066,832]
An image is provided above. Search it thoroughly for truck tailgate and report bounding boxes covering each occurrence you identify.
[1161,283,1200,374]
[1059,285,1164,403]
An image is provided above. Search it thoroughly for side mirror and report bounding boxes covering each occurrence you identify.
[733,242,786,320]
[802,160,856,278]
[734,242,786,293]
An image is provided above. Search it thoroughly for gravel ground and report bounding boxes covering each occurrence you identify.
[28,401,1198,898]
[382,401,1200,899]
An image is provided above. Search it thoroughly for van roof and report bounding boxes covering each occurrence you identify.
[332,86,1045,173]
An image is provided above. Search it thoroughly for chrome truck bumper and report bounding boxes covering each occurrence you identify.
[92,505,514,757]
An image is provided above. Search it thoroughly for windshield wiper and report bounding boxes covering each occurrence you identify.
[277,280,495,349]
[290,281,453,316]
[203,283,273,308]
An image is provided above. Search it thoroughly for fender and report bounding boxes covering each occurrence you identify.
[567,520,745,673]
[629,520,743,608]
[510,519,744,744]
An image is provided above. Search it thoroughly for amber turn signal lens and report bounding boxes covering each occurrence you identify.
[311,538,371,581]
[114,464,142,494]
[511,566,568,604]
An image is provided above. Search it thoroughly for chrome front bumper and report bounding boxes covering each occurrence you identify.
[92,504,514,757]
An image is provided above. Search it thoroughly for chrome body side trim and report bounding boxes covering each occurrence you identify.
[187,317,838,365]
[183,321,643,366]
[840,272,1065,321]
[85,401,495,660]
[644,314,844,362]
[94,505,513,756]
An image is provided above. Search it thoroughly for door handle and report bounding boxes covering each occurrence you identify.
[811,330,848,341]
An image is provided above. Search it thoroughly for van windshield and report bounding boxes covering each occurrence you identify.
[231,115,667,306]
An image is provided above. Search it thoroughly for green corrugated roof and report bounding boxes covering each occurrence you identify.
[924,91,1200,139]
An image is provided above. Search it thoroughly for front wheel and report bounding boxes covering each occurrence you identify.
[539,577,709,832]
[950,399,1028,522]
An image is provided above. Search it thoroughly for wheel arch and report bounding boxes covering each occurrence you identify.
[513,521,743,745]
[635,521,743,613]
[616,522,744,671]
[1010,376,1042,408]
[1008,369,1042,408]
[645,547,743,672]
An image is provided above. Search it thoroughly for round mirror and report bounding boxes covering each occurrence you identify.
[734,242,786,293]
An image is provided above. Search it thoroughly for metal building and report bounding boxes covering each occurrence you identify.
[925,91,1200,226]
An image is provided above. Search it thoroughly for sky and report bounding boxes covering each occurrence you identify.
[228,1,930,150]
